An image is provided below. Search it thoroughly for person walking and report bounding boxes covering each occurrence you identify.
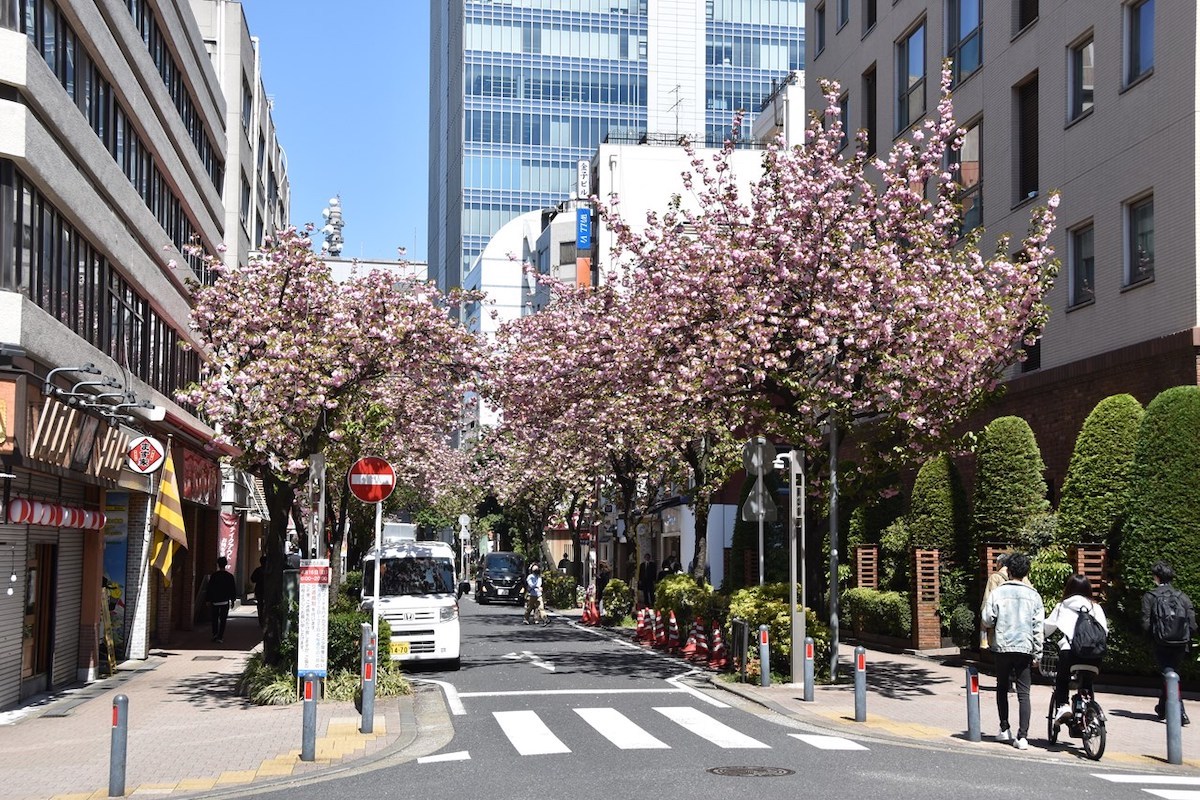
[1142,560,1197,724]
[558,551,571,573]
[1044,574,1108,724]
[524,562,547,626]
[595,559,612,619]
[637,552,656,608]
[206,556,238,643]
[980,552,1009,649]
[249,555,267,629]
[981,552,1044,750]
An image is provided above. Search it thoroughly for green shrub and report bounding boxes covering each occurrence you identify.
[971,416,1049,556]
[601,578,633,625]
[540,568,576,609]
[655,574,715,630]
[841,587,912,639]
[1121,386,1200,604]
[725,583,832,680]
[937,566,968,636]
[848,488,905,553]
[328,610,374,673]
[1057,394,1144,548]
[908,453,970,566]
[879,518,910,591]
[947,604,976,648]
[1028,544,1073,610]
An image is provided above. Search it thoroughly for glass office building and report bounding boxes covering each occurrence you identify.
[429,0,805,293]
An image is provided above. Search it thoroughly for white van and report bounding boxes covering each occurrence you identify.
[362,533,461,669]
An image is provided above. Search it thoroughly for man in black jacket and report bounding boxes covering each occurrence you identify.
[206,557,238,643]
[1142,561,1197,724]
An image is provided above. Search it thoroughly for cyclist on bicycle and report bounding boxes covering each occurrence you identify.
[1044,574,1109,725]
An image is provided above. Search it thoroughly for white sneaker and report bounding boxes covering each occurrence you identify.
[996,729,1013,742]
[1054,705,1072,724]
[1013,737,1029,750]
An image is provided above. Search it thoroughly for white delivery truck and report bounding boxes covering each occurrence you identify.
[361,524,462,669]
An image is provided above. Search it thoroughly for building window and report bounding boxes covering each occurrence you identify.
[1015,75,1039,202]
[862,65,877,156]
[1069,36,1095,121]
[241,77,252,135]
[838,93,850,150]
[814,4,826,55]
[240,172,251,230]
[863,0,877,34]
[1016,0,1038,32]
[1126,0,1154,84]
[896,21,926,132]
[1069,224,1094,306]
[953,121,982,234]
[837,0,849,30]
[947,0,982,84]
[1126,194,1154,284]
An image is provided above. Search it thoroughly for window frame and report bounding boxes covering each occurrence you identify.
[1124,193,1154,286]
[814,3,827,56]
[1125,0,1154,86]
[896,19,927,133]
[1015,74,1039,204]
[1068,33,1095,122]
[947,0,983,85]
[1068,222,1095,308]
[951,119,982,235]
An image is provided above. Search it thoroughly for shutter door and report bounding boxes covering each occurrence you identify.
[53,535,83,688]
[0,529,29,708]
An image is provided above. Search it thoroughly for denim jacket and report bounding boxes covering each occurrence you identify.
[982,579,1044,658]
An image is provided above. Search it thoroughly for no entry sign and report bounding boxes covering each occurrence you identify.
[347,457,396,503]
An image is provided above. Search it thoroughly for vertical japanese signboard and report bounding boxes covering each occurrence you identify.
[297,559,330,677]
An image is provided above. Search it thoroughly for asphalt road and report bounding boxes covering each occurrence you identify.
[240,597,1193,800]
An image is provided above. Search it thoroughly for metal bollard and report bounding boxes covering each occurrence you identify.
[301,673,318,762]
[965,666,981,742]
[758,625,770,687]
[1165,669,1183,765]
[108,694,129,797]
[360,623,376,734]
[803,637,815,702]
[853,646,867,722]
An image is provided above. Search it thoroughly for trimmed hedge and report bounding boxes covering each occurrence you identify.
[1058,394,1143,548]
[841,587,912,639]
[1122,386,1200,603]
[601,578,633,625]
[540,568,576,609]
[908,453,970,567]
[971,416,1049,555]
[655,574,720,631]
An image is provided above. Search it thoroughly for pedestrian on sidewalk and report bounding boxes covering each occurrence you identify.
[1142,560,1197,724]
[595,559,612,618]
[638,552,656,608]
[249,555,267,629]
[980,552,1009,649]
[981,552,1044,751]
[1044,574,1108,724]
[206,556,237,643]
[524,562,547,625]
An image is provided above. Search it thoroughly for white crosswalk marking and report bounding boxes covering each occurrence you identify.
[789,733,868,750]
[575,707,671,749]
[494,710,572,755]
[1094,776,1200,785]
[1144,791,1200,800]
[654,706,770,748]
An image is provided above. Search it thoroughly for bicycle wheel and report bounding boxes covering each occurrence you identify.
[1082,701,1106,761]
[1046,693,1059,744]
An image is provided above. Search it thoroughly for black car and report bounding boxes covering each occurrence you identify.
[475,552,526,604]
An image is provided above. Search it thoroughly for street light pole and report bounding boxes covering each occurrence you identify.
[777,450,806,688]
[828,416,840,682]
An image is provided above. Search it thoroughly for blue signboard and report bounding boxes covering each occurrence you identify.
[576,208,592,250]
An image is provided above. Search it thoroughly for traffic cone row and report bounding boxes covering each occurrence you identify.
[635,608,651,642]
[690,620,710,664]
[654,610,667,649]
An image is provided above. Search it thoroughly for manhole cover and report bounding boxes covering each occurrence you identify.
[708,766,795,778]
[192,656,224,661]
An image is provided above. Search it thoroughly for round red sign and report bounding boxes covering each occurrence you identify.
[347,457,396,503]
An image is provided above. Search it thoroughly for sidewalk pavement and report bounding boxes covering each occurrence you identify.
[0,607,411,800]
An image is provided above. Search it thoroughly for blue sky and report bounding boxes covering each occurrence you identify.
[242,1,430,262]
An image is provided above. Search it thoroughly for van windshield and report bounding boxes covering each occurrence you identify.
[485,554,523,573]
[364,557,456,597]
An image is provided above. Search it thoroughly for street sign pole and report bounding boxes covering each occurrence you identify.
[347,457,396,640]
[757,474,765,587]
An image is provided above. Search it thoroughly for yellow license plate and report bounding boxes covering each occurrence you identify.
[390,641,410,656]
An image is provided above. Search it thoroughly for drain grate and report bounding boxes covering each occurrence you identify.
[192,656,224,661]
[708,766,795,778]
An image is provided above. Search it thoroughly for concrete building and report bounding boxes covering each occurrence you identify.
[0,0,289,709]
[429,0,806,296]
[805,0,1199,493]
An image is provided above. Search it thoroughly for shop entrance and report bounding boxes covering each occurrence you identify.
[20,543,56,698]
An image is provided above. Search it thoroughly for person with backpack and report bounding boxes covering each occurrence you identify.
[1044,574,1108,725]
[1142,561,1197,724]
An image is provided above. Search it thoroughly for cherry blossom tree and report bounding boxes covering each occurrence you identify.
[596,68,1059,577]
[181,227,482,662]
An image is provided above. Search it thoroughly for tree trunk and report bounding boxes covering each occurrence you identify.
[260,473,296,666]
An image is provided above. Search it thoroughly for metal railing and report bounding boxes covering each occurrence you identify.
[730,617,751,682]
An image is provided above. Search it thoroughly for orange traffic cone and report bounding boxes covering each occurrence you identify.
[709,624,728,669]
[681,619,699,657]
[667,611,681,652]
[635,608,649,641]
[691,620,710,663]
[582,601,593,625]
[654,610,667,648]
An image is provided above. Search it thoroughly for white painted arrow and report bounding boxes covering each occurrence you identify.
[501,651,556,672]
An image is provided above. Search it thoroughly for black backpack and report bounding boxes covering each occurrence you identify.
[1070,604,1107,660]
[1151,588,1193,647]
